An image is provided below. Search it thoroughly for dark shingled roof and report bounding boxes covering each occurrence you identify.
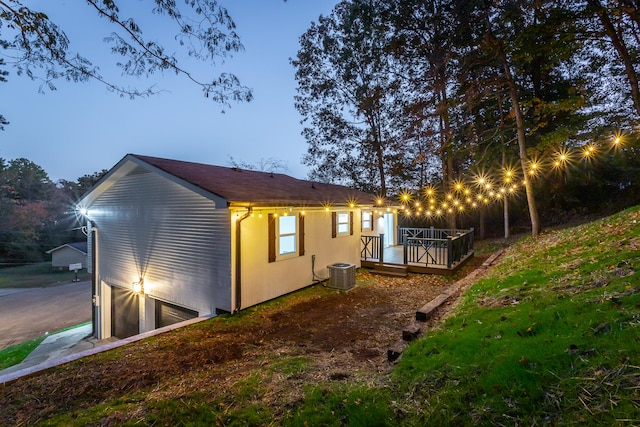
[133,154,377,207]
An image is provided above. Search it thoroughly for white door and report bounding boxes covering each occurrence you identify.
[383,213,394,247]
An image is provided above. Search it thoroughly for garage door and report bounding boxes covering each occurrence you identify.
[155,300,198,328]
[111,286,139,339]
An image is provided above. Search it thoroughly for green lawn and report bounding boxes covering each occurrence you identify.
[0,262,91,289]
[0,337,45,370]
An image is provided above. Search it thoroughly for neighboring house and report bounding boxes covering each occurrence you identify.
[46,242,88,271]
[77,154,393,340]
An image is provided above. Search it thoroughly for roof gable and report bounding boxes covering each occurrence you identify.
[47,242,88,255]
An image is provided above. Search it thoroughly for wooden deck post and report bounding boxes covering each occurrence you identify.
[470,227,475,251]
[378,233,384,263]
[447,235,453,269]
[403,237,408,265]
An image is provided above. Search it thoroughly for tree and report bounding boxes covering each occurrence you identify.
[58,169,109,200]
[0,57,8,129]
[458,0,587,237]
[0,0,252,126]
[0,157,54,201]
[0,158,56,263]
[584,0,640,118]
[227,156,289,173]
[0,162,111,264]
[390,0,469,227]
[292,0,407,195]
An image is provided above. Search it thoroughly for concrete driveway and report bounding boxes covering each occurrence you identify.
[0,281,92,349]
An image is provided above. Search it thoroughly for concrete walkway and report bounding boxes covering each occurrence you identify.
[0,316,211,385]
[0,324,96,375]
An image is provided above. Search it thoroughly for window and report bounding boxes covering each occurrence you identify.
[268,213,304,262]
[278,215,297,255]
[362,211,372,231]
[332,211,353,238]
[337,213,350,234]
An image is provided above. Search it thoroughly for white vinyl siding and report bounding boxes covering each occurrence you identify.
[88,166,231,325]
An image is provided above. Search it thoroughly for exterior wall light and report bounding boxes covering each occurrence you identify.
[133,278,144,294]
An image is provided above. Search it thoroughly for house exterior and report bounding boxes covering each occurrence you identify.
[77,154,394,340]
[46,242,88,270]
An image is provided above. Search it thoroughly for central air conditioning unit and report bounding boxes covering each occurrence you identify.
[327,263,356,290]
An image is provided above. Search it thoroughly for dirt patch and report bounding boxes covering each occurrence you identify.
[0,255,493,425]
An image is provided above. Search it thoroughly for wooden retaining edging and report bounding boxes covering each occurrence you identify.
[387,249,505,362]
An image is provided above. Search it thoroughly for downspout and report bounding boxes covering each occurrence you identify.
[234,208,252,312]
[90,221,98,337]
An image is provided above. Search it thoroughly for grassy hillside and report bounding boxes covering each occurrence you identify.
[390,206,640,425]
[1,207,638,425]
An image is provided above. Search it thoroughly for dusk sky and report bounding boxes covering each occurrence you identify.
[1,1,340,183]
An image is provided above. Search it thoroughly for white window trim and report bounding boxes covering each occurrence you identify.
[277,215,298,260]
[362,211,372,231]
[336,211,350,236]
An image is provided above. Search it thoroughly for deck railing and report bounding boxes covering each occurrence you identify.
[401,227,474,268]
[361,234,384,263]
[361,227,474,270]
[399,227,470,243]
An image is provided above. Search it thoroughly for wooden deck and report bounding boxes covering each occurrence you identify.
[360,228,475,275]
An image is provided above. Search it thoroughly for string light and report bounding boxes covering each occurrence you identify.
[583,144,596,158]
[503,167,517,184]
[393,132,630,219]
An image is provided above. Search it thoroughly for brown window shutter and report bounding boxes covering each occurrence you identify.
[298,213,305,256]
[350,211,354,235]
[331,212,337,238]
[268,213,276,263]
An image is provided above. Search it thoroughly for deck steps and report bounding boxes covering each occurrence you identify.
[370,263,408,277]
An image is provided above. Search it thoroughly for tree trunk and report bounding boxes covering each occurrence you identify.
[437,74,457,230]
[590,0,640,116]
[366,110,387,196]
[501,55,541,237]
[446,155,456,229]
[499,96,510,239]
[374,139,387,197]
[503,198,510,239]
